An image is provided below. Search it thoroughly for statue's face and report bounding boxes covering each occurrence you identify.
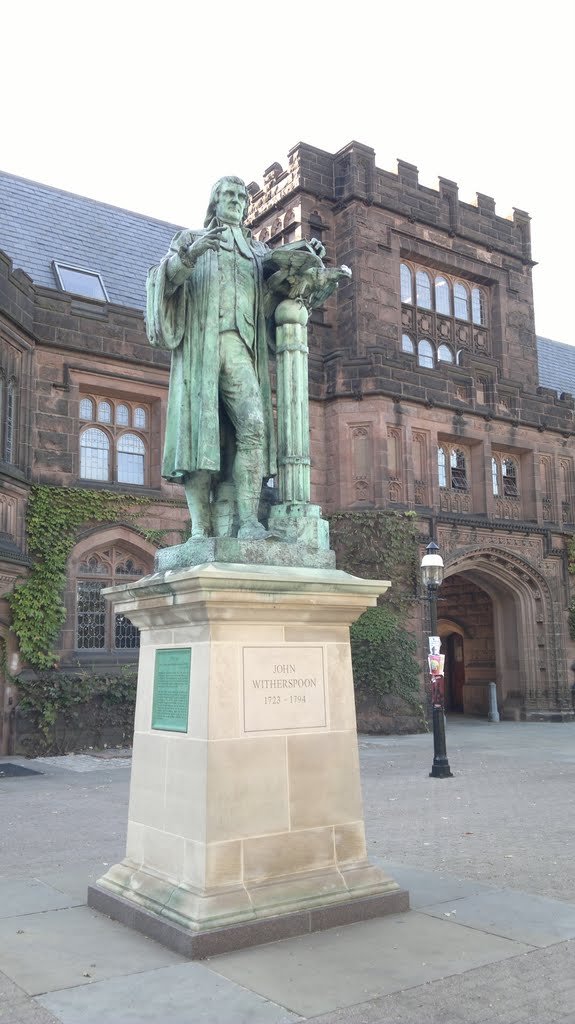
[214,181,247,225]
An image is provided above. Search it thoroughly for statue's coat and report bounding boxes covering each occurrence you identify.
[146,224,277,481]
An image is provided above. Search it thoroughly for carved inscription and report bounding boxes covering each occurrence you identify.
[151,648,191,732]
[242,646,326,732]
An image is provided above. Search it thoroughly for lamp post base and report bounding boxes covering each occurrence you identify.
[429,706,453,778]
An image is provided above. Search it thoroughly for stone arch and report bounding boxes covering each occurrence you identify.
[443,545,570,719]
[61,526,156,661]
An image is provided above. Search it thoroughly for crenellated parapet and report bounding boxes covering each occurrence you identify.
[247,141,531,262]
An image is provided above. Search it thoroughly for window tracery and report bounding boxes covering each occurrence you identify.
[76,545,151,651]
[78,395,150,485]
[400,261,489,363]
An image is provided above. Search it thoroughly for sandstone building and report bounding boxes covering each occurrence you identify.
[1,141,574,751]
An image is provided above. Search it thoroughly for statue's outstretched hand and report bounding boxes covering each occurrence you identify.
[180,226,228,267]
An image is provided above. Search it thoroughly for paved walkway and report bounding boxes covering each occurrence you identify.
[1,719,574,1023]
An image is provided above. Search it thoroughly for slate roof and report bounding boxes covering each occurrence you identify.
[537,336,575,399]
[0,170,183,310]
[1,170,575,398]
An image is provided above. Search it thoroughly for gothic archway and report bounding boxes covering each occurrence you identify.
[443,545,570,720]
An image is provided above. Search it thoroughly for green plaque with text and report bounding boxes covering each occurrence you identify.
[151,648,191,732]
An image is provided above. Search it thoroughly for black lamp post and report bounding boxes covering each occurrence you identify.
[421,541,453,779]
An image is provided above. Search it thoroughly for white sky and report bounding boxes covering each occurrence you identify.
[3,0,574,344]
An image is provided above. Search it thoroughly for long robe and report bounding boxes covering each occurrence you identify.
[146,226,277,481]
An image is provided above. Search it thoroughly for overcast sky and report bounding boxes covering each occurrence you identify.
[3,1,574,345]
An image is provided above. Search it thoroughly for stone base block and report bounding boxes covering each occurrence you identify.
[268,503,330,549]
[155,536,335,572]
[88,879,409,959]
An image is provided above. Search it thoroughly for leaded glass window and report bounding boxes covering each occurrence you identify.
[78,395,149,485]
[435,276,451,315]
[438,447,447,488]
[400,264,413,304]
[450,448,467,489]
[438,344,454,363]
[416,270,432,310]
[502,458,518,497]
[472,287,486,325]
[402,333,414,354]
[418,339,434,368]
[117,433,145,485]
[97,401,112,423]
[80,428,110,481]
[492,457,499,496]
[80,398,94,420]
[75,544,151,652]
[454,282,469,320]
[77,580,107,649]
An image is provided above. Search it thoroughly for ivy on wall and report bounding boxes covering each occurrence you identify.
[6,486,153,671]
[330,510,419,615]
[329,510,425,726]
[350,606,421,708]
[15,667,137,754]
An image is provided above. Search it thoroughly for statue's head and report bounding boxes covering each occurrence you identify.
[204,176,249,227]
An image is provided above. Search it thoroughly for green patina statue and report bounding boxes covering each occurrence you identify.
[146,175,349,543]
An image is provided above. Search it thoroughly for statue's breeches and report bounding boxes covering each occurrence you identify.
[218,332,265,451]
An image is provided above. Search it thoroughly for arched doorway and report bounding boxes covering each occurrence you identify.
[437,545,570,720]
[437,573,495,716]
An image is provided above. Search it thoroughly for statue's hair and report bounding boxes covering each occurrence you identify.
[204,176,249,227]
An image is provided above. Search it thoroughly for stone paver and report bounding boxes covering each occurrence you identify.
[309,940,575,1024]
[0,719,574,1022]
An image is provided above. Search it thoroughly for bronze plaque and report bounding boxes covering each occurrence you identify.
[151,648,191,732]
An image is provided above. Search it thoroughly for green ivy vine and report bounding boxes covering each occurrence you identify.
[329,510,419,615]
[329,510,425,726]
[6,485,153,671]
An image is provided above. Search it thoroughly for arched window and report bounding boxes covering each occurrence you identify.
[80,427,110,481]
[97,400,112,423]
[4,379,15,463]
[438,344,454,363]
[502,458,518,497]
[472,287,486,325]
[492,455,520,502]
[491,457,499,496]
[400,264,413,304]
[402,333,415,354]
[76,544,151,651]
[456,349,464,365]
[439,444,469,491]
[117,433,145,485]
[454,282,469,320]
[80,397,94,421]
[416,270,432,310]
[435,276,451,315]
[438,447,447,488]
[78,394,150,485]
[418,339,434,368]
[450,448,467,489]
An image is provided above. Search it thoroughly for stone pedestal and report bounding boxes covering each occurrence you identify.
[88,562,407,957]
